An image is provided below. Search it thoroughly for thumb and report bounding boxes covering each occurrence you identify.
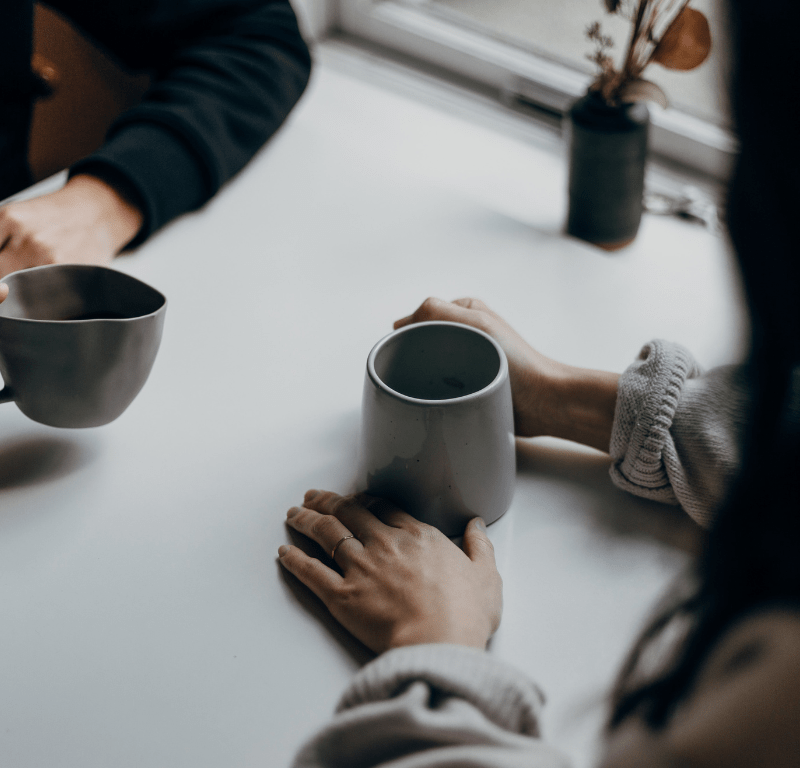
[0,282,8,303]
[463,517,497,569]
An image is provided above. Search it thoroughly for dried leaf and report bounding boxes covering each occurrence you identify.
[618,78,669,108]
[604,0,621,12]
[652,7,712,71]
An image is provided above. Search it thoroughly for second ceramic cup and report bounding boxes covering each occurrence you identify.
[357,320,515,537]
[0,264,167,428]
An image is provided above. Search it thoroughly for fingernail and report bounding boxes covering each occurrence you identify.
[304,489,319,502]
[475,517,487,531]
[278,545,290,557]
[286,506,301,519]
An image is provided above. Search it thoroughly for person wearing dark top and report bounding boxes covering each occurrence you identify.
[0,0,311,278]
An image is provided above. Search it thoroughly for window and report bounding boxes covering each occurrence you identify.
[335,0,736,179]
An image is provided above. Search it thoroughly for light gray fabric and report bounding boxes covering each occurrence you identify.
[609,340,749,527]
[292,644,572,768]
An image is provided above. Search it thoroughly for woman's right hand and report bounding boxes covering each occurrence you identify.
[279,490,502,654]
[395,297,558,438]
[395,297,620,453]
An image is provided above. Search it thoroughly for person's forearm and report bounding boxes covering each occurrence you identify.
[538,364,620,453]
[67,0,311,241]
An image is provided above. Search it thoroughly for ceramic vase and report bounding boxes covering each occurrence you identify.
[566,91,649,250]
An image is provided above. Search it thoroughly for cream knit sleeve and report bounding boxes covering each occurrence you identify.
[292,644,571,768]
[609,340,749,527]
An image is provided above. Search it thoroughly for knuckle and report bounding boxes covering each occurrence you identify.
[418,296,444,319]
[22,234,54,261]
[310,513,340,538]
[309,490,337,511]
[411,522,439,544]
[331,493,359,518]
[0,214,20,237]
[332,580,358,605]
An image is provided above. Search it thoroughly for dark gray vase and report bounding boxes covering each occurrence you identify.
[566,91,649,250]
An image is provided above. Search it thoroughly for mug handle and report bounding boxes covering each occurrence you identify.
[0,386,14,404]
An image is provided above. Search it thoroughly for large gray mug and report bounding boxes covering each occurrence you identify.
[357,321,515,537]
[0,264,167,428]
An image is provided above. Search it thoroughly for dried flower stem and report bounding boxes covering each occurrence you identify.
[587,0,707,104]
[622,0,649,80]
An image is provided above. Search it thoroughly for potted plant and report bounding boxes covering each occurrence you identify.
[566,0,712,250]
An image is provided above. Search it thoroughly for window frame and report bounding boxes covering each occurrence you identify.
[333,0,737,180]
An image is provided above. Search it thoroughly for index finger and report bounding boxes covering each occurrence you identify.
[393,296,489,330]
[302,489,389,542]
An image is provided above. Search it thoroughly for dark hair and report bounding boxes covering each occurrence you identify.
[609,0,800,728]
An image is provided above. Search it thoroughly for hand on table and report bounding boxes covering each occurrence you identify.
[0,174,143,279]
[396,297,621,453]
[278,490,502,654]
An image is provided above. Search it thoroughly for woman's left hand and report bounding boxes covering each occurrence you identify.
[278,490,503,654]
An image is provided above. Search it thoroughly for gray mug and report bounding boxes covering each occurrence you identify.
[357,321,515,536]
[0,264,167,428]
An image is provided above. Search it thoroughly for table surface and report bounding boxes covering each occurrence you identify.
[0,42,747,768]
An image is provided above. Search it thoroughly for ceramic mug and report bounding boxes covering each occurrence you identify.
[357,320,516,537]
[0,264,167,428]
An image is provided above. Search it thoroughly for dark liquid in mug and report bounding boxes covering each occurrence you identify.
[63,310,130,321]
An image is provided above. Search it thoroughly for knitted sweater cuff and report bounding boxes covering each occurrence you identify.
[609,340,701,504]
[337,644,546,737]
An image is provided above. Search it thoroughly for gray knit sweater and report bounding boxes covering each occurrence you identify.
[292,342,751,767]
[609,340,748,527]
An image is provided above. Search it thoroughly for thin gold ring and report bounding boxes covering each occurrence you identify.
[331,534,356,560]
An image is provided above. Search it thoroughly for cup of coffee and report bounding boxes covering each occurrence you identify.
[0,264,167,428]
[357,321,515,536]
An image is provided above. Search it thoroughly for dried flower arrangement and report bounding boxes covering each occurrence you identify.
[586,0,713,108]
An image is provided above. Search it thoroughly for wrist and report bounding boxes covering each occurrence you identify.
[64,174,144,252]
[538,363,620,452]
[388,617,492,652]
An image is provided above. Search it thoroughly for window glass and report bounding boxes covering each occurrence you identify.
[421,0,730,127]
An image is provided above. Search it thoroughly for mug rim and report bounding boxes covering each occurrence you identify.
[0,264,167,324]
[367,320,509,405]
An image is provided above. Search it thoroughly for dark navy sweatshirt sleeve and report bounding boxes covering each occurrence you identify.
[54,0,311,244]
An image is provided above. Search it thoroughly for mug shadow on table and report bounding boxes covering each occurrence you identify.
[515,439,702,555]
[0,434,98,492]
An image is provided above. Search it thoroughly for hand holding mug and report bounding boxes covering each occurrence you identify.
[395,298,621,453]
[278,490,503,654]
[0,174,143,279]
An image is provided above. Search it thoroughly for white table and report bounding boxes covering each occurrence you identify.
[0,43,746,768]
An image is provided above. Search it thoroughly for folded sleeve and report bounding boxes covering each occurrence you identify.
[61,0,312,244]
[292,644,572,768]
[609,340,750,527]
